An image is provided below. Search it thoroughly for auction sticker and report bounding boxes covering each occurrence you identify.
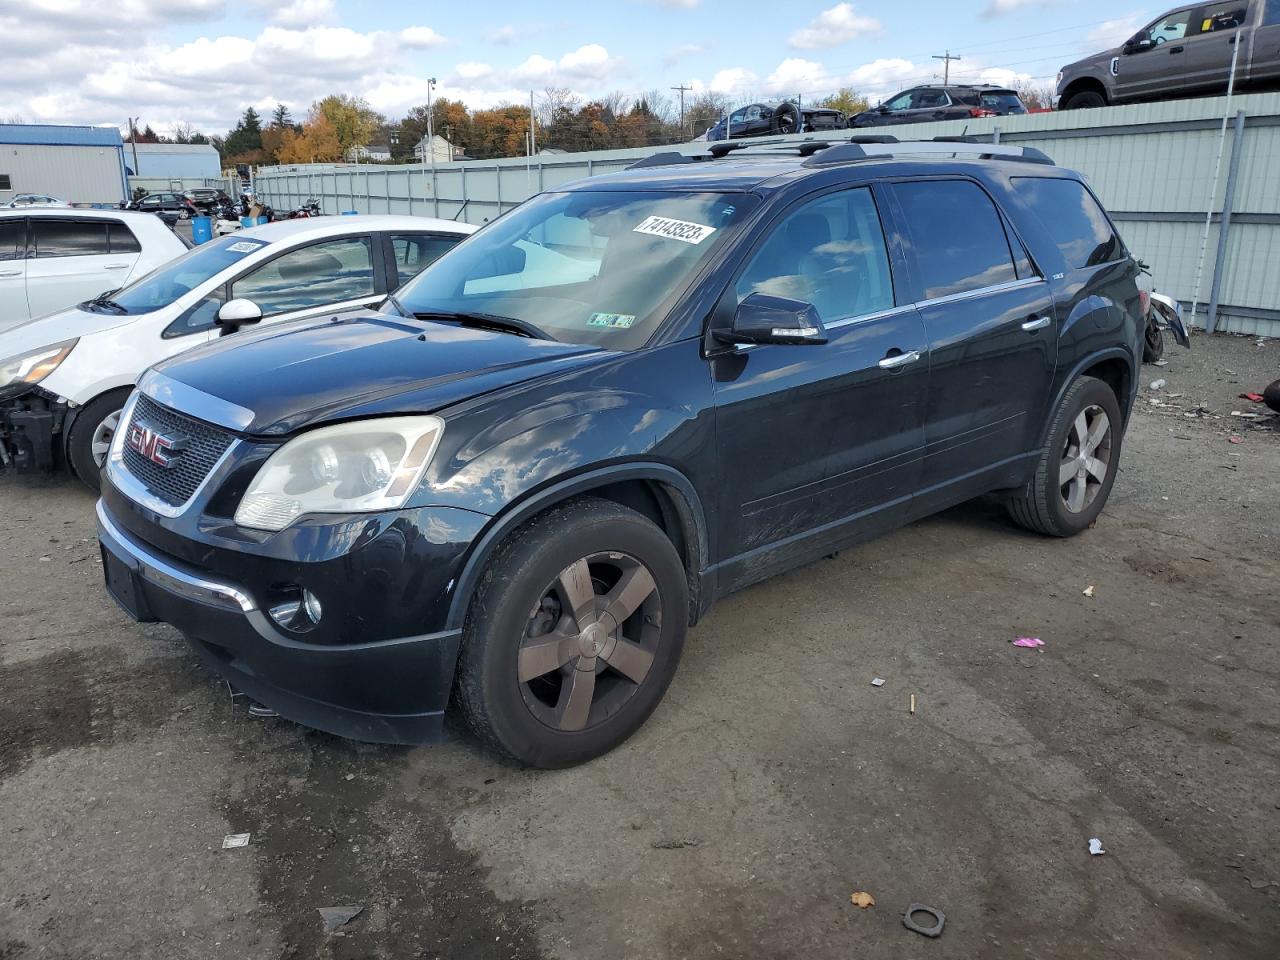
[227,241,266,253]
[587,312,636,328]
[633,215,717,245]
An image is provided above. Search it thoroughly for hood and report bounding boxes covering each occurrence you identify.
[1063,47,1121,74]
[152,310,612,436]
[0,306,135,360]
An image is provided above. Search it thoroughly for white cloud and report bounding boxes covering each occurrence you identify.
[982,0,1063,17]
[642,0,700,7]
[1087,12,1147,48]
[455,62,495,81]
[399,25,449,48]
[269,0,335,27]
[789,4,881,50]
[511,44,621,85]
[484,24,516,45]
[764,58,831,94]
[663,42,707,67]
[709,67,758,95]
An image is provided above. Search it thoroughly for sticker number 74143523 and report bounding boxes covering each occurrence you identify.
[632,215,717,245]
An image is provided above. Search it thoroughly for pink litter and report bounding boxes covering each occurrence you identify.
[1012,637,1044,648]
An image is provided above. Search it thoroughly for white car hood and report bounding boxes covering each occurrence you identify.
[0,306,137,360]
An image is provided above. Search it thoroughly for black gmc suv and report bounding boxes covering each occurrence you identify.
[96,137,1144,768]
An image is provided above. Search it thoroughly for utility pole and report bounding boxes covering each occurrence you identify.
[530,90,537,155]
[932,50,961,84]
[671,84,691,137]
[127,117,140,180]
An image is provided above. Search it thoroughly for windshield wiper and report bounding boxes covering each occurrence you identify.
[385,294,410,318]
[86,293,128,314]
[413,310,554,341]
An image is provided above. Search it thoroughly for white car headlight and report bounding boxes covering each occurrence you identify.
[0,340,77,396]
[235,416,445,531]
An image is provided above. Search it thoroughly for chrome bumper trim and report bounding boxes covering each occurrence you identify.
[96,499,257,613]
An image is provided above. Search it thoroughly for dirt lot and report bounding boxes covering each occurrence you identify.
[2,334,1277,959]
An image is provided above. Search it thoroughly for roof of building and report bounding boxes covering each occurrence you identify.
[129,143,220,155]
[0,124,123,148]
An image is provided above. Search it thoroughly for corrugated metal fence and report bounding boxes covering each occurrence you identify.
[253,91,1280,337]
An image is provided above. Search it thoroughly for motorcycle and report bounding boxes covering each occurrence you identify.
[286,198,322,219]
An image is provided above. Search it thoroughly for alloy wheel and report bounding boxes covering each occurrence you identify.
[1059,404,1112,513]
[90,409,122,467]
[517,552,662,732]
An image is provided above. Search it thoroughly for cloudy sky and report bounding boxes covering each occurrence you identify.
[2,0,1153,136]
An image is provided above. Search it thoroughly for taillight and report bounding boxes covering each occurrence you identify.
[968,107,996,118]
[1139,290,1151,315]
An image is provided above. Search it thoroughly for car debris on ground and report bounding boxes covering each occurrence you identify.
[221,833,251,849]
[902,904,945,938]
[1089,838,1106,856]
[1013,637,1045,648]
[318,905,364,934]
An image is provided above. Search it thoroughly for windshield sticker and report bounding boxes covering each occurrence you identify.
[587,312,636,329]
[227,240,266,253]
[632,215,717,245]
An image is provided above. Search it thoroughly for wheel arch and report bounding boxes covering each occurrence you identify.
[445,463,711,632]
[1040,348,1135,447]
[1061,77,1109,106]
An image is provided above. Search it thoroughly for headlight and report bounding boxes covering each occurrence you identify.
[0,340,77,396]
[235,416,445,531]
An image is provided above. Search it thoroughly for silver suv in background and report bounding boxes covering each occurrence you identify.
[1056,0,1280,109]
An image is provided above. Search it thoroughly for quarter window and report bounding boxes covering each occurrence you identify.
[391,234,463,285]
[30,220,110,258]
[1012,177,1123,270]
[893,180,1018,299]
[735,187,895,322]
[0,174,11,190]
[231,236,376,316]
[108,221,141,254]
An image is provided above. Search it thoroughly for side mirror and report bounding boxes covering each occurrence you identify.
[1123,35,1153,54]
[713,293,828,347]
[468,244,527,280]
[215,298,263,336]
[877,104,890,113]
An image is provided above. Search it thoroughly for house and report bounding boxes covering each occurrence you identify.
[413,134,464,164]
[0,123,129,205]
[345,143,393,162]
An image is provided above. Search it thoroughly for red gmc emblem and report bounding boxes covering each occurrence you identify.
[126,422,186,468]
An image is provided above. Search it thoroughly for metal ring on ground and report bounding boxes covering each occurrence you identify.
[902,903,945,938]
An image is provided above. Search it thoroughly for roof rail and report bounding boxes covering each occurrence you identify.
[802,136,1054,167]
[626,151,695,170]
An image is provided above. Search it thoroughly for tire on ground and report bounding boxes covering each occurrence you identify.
[1006,375,1124,537]
[454,496,689,768]
[66,387,132,493]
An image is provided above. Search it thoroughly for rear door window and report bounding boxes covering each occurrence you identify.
[892,179,1018,299]
[107,221,141,254]
[231,236,376,316]
[0,219,23,260]
[390,233,463,285]
[1011,177,1123,270]
[30,220,110,258]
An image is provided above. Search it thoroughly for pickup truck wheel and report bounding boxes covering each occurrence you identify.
[1006,376,1123,537]
[66,387,132,492]
[455,497,688,768]
[1063,90,1106,110]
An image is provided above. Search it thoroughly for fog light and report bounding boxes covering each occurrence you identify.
[267,586,323,631]
[303,590,323,623]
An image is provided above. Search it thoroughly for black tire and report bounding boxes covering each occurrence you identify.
[1263,378,1280,414]
[774,102,800,135]
[1062,90,1107,110]
[66,388,132,492]
[455,497,688,768]
[1006,376,1124,537]
[1142,319,1165,363]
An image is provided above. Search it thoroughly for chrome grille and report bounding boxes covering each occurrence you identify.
[120,393,235,507]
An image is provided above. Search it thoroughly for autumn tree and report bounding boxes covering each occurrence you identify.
[274,115,342,164]
[312,94,382,155]
[469,105,531,159]
[820,88,869,117]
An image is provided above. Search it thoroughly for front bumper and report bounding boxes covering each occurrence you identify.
[0,389,65,471]
[96,493,486,744]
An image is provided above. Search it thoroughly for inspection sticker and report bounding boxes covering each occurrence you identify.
[587,312,636,328]
[632,215,717,245]
[227,240,266,253]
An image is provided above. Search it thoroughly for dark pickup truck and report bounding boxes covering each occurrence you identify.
[1057,0,1280,109]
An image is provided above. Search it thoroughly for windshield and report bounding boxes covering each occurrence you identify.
[389,190,755,350]
[94,235,270,314]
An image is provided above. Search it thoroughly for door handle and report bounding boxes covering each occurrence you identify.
[1169,45,1184,53]
[878,349,921,370]
[1021,316,1052,332]
[0,269,21,277]
[104,264,130,270]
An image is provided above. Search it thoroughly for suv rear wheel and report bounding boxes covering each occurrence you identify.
[1006,376,1123,537]
[455,497,688,768]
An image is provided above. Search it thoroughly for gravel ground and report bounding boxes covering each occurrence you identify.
[1,333,1277,959]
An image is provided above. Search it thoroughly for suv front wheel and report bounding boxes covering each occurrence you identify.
[1006,375,1123,537]
[455,497,689,768]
